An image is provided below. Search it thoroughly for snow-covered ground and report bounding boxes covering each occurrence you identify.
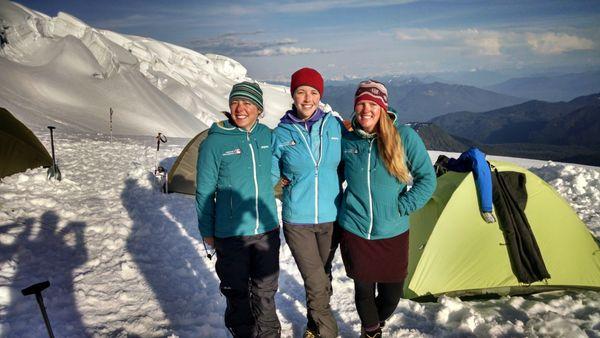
[0,133,598,338]
[1,2,599,337]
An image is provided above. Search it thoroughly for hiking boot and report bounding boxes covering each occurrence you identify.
[303,328,320,338]
[360,327,382,338]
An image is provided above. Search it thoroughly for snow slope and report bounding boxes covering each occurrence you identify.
[0,2,292,137]
[0,134,598,338]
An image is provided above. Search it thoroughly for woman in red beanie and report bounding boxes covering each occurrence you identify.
[271,68,344,338]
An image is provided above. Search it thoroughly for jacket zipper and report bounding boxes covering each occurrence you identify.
[292,114,329,224]
[247,132,260,234]
[367,139,374,239]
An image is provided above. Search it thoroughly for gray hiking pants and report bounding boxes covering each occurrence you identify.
[283,222,338,338]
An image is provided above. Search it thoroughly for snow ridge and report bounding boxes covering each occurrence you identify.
[0,1,291,137]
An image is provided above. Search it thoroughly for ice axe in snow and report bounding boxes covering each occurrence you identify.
[46,126,62,181]
[21,280,55,338]
[154,132,168,193]
[154,132,167,174]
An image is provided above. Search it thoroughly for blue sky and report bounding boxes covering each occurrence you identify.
[17,0,600,81]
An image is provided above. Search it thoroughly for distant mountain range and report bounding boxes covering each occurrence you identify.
[413,122,600,166]
[409,122,475,152]
[485,71,600,102]
[325,78,526,122]
[428,93,600,165]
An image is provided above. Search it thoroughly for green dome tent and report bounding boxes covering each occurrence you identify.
[167,129,210,195]
[0,107,52,179]
[167,128,283,198]
[406,160,600,300]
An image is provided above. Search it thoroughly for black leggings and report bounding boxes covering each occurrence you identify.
[354,279,404,328]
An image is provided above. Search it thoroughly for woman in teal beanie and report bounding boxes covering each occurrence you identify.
[338,80,436,338]
[196,81,281,338]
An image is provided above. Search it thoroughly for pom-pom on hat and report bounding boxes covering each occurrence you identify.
[354,80,388,111]
[290,67,324,97]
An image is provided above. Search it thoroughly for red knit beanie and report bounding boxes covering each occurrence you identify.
[354,80,388,111]
[290,67,324,97]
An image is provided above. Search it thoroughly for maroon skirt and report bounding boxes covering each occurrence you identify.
[340,228,409,283]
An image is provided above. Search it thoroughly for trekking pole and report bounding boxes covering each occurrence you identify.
[21,281,55,338]
[164,171,169,193]
[46,126,62,181]
[202,239,215,260]
[154,132,167,174]
[109,107,114,143]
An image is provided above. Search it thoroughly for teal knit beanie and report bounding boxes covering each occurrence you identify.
[229,81,264,111]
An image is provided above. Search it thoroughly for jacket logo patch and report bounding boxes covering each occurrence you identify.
[330,136,340,141]
[344,149,359,154]
[223,148,242,156]
[260,145,270,149]
[278,140,296,148]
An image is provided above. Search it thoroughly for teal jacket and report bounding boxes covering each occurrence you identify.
[338,115,436,240]
[272,110,343,224]
[196,119,279,238]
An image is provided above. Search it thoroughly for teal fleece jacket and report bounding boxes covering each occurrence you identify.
[271,111,344,224]
[196,119,279,238]
[338,115,436,240]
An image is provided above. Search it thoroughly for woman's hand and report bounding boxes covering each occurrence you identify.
[203,236,215,247]
[280,177,291,187]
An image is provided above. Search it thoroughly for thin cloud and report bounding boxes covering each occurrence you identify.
[527,32,594,54]
[204,0,418,16]
[94,14,163,29]
[394,28,597,57]
[187,33,329,57]
[246,46,320,56]
[394,28,503,56]
[272,0,418,13]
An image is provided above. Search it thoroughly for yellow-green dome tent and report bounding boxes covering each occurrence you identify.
[0,107,52,179]
[407,160,600,300]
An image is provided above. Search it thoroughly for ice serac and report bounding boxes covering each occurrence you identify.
[0,1,294,137]
[206,53,247,81]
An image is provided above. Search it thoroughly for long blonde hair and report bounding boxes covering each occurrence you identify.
[376,111,410,183]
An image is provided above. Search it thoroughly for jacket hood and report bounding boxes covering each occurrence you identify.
[280,107,326,124]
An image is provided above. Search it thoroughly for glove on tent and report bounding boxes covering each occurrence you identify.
[406,160,600,300]
[0,107,52,179]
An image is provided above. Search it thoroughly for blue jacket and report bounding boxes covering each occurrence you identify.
[272,108,344,224]
[338,115,436,240]
[445,147,493,212]
[196,119,279,238]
